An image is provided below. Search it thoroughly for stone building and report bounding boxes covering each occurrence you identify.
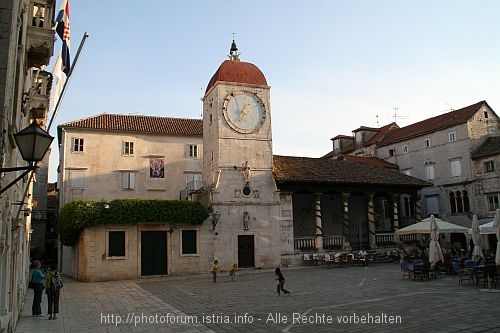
[326,101,500,238]
[57,41,429,281]
[0,0,55,331]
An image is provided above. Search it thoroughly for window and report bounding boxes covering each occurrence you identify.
[425,165,435,180]
[484,111,489,119]
[488,195,499,211]
[449,192,456,213]
[31,4,47,27]
[448,132,456,142]
[181,230,197,254]
[72,138,84,152]
[450,190,470,214]
[402,169,411,176]
[425,196,439,216]
[388,148,395,157]
[123,141,134,155]
[69,170,85,188]
[186,174,202,191]
[484,161,495,173]
[188,144,198,158]
[402,145,409,154]
[424,139,431,148]
[402,196,415,218]
[108,231,126,257]
[451,160,461,177]
[122,172,136,189]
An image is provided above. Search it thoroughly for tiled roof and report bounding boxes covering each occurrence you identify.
[364,122,398,146]
[324,123,398,158]
[471,136,500,159]
[273,155,429,187]
[378,101,487,146]
[337,155,398,169]
[58,114,203,136]
[206,60,268,94]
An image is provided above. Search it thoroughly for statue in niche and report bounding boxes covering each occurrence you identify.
[252,189,260,198]
[234,189,242,198]
[243,211,250,230]
[243,161,251,184]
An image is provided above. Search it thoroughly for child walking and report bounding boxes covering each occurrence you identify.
[275,267,291,296]
[210,260,219,283]
[229,264,238,281]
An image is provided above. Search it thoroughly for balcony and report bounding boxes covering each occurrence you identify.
[25,70,52,122]
[26,1,55,68]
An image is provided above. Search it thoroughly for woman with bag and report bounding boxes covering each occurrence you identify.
[31,260,44,316]
[45,264,62,320]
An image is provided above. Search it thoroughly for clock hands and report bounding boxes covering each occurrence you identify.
[239,104,250,122]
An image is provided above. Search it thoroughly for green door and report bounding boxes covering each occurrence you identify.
[141,231,167,276]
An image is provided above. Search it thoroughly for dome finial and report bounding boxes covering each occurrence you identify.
[229,33,240,61]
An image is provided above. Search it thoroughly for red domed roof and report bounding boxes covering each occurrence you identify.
[205,59,267,94]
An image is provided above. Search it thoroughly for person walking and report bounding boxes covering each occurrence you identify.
[275,267,290,296]
[31,260,44,316]
[210,260,219,283]
[229,264,238,281]
[45,264,62,320]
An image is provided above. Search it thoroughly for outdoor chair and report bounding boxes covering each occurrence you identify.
[452,261,472,285]
[312,253,323,266]
[413,259,424,279]
[323,253,335,268]
[340,253,350,268]
[472,265,487,287]
[400,261,415,280]
[303,253,314,265]
[333,253,342,268]
[484,264,497,289]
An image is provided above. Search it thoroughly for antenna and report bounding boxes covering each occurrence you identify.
[391,107,407,123]
[376,114,379,127]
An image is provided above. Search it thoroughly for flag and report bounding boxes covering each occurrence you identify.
[54,0,71,76]
[51,50,66,110]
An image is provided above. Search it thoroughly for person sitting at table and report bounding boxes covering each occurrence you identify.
[485,250,495,264]
[473,254,484,266]
[452,252,461,265]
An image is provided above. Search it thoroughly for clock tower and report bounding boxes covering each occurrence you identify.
[202,40,280,268]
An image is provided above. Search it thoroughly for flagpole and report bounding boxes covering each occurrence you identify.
[47,31,89,132]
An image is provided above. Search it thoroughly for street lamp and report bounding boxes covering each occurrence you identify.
[0,121,54,195]
[211,211,221,229]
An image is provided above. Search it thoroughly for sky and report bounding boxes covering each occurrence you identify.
[46,0,500,182]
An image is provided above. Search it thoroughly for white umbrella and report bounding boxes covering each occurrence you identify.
[467,221,497,235]
[471,215,483,260]
[494,209,500,265]
[428,215,444,266]
[396,217,468,235]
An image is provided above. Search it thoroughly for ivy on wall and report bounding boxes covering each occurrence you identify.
[57,199,210,246]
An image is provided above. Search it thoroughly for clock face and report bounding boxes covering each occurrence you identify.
[223,91,266,133]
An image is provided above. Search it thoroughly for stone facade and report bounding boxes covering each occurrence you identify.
[58,119,204,279]
[0,0,55,331]
[376,102,500,226]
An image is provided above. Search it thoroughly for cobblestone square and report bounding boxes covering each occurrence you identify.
[16,262,500,333]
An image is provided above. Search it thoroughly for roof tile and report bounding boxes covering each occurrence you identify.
[58,114,203,136]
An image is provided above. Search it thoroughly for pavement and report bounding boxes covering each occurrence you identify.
[15,262,500,333]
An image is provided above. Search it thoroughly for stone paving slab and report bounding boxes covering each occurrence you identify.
[15,262,500,333]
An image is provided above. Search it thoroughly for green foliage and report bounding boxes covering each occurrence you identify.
[57,199,210,246]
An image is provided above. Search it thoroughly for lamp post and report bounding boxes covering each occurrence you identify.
[0,122,54,195]
[211,211,221,229]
